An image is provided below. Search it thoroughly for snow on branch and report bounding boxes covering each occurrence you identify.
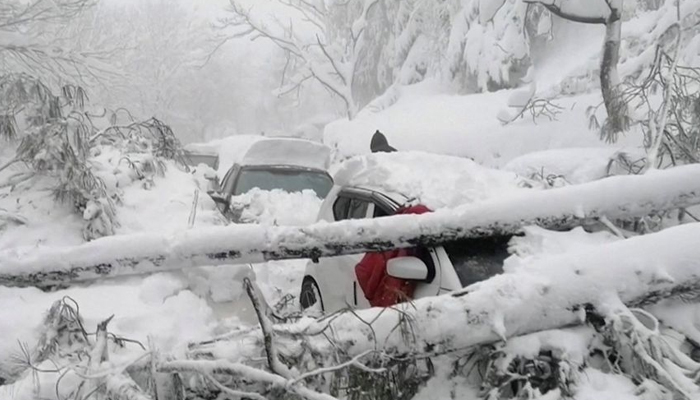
[522,0,612,25]
[3,164,700,288]
[219,0,372,118]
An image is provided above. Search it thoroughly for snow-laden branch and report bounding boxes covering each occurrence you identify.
[221,0,363,118]
[2,164,700,288]
[159,359,338,400]
[522,0,611,24]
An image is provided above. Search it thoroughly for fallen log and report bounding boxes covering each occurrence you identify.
[2,164,700,288]
[186,222,700,398]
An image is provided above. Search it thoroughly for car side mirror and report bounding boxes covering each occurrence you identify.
[386,256,428,280]
[206,179,221,194]
[209,192,228,206]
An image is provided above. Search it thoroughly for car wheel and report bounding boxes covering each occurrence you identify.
[299,277,324,313]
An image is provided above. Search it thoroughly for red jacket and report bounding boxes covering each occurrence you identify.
[355,204,431,307]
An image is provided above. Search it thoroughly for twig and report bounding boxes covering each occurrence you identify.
[188,188,199,228]
[0,157,19,174]
[599,215,627,238]
[288,350,384,386]
[202,371,268,400]
[160,360,339,400]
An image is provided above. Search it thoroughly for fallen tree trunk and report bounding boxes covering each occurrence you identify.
[2,164,700,288]
[177,222,700,399]
[7,223,700,398]
[191,221,700,365]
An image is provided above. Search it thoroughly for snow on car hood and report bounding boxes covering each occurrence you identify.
[241,138,331,170]
[333,151,529,209]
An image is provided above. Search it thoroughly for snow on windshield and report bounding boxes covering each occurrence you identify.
[233,167,333,198]
[333,151,530,209]
[229,188,323,226]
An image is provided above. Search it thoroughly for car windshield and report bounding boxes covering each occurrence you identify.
[233,167,333,198]
[442,236,511,287]
[184,152,219,169]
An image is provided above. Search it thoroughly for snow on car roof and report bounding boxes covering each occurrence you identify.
[241,138,331,170]
[333,151,528,210]
[183,143,219,156]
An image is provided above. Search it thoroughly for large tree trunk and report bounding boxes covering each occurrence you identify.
[189,221,700,361]
[2,164,700,288]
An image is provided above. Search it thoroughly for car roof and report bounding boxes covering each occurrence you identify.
[183,143,218,156]
[241,138,331,171]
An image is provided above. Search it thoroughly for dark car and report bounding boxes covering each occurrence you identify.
[210,138,334,222]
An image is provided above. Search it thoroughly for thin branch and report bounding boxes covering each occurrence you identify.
[202,371,268,400]
[522,0,608,24]
[160,360,339,400]
[315,34,347,86]
[288,350,385,385]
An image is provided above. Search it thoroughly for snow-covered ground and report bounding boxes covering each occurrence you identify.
[1,20,697,397]
[0,140,318,387]
[325,82,644,167]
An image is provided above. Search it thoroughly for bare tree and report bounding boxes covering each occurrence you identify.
[0,0,118,85]
[220,0,382,119]
[523,0,627,135]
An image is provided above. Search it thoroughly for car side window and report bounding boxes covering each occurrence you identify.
[221,166,239,195]
[333,194,371,221]
[333,196,351,221]
[347,198,369,219]
[373,204,391,218]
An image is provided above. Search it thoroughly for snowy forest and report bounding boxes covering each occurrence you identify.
[1,0,700,399]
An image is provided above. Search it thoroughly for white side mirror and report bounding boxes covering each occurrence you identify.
[386,256,428,280]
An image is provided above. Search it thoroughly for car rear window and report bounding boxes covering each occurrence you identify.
[233,168,333,198]
[442,236,511,287]
[184,152,219,169]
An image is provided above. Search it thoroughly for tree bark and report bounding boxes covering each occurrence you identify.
[2,164,700,288]
[600,7,626,135]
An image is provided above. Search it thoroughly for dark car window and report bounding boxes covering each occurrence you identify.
[233,167,333,198]
[373,204,391,218]
[443,236,511,287]
[347,198,369,219]
[333,196,370,221]
[333,196,351,221]
[184,152,219,170]
[221,166,240,195]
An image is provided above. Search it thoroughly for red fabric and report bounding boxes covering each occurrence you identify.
[355,204,432,307]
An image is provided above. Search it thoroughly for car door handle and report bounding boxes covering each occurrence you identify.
[353,282,358,305]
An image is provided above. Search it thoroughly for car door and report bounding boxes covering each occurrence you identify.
[313,189,374,310]
[336,192,374,308]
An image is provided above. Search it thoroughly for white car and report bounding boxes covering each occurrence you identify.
[299,183,512,313]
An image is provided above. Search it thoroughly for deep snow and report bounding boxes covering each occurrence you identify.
[1,45,698,400]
